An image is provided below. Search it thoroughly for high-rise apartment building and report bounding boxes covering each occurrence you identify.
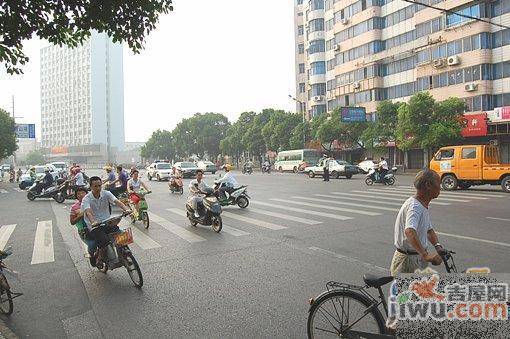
[40,31,124,162]
[294,0,510,165]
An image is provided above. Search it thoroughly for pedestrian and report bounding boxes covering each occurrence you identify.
[323,156,330,182]
[16,168,22,182]
[390,169,445,276]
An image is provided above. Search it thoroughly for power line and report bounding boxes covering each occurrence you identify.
[400,0,510,30]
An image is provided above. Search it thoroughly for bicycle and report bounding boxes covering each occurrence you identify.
[306,250,457,338]
[0,247,23,315]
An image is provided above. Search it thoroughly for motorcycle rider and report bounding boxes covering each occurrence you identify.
[243,160,253,173]
[70,186,97,266]
[127,169,151,214]
[102,166,116,189]
[262,160,271,173]
[81,176,131,268]
[16,168,22,182]
[36,168,55,193]
[217,164,238,201]
[188,169,209,218]
[109,165,129,197]
[168,167,183,190]
[377,156,389,183]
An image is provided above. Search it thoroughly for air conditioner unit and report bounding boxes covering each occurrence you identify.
[341,18,349,25]
[334,44,341,52]
[464,83,478,92]
[313,95,324,102]
[447,55,461,66]
[353,82,361,89]
[432,59,446,68]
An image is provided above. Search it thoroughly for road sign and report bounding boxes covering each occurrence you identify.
[15,124,36,138]
[341,107,366,122]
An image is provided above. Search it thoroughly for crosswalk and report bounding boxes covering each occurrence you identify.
[0,184,504,267]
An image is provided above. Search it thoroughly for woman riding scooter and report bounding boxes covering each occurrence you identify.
[168,167,183,193]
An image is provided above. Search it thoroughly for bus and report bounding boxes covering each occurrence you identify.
[273,149,322,173]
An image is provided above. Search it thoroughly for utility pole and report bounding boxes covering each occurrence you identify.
[288,95,307,148]
[10,96,24,168]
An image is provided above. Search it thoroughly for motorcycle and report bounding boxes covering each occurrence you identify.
[214,181,250,208]
[262,163,271,174]
[128,190,151,229]
[90,212,143,288]
[26,178,60,201]
[365,166,397,186]
[55,179,88,203]
[242,165,253,175]
[169,177,184,194]
[186,187,223,233]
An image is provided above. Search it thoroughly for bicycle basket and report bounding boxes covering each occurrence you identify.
[114,228,133,246]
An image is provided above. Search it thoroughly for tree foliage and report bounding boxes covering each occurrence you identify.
[25,150,45,165]
[261,109,302,151]
[0,0,173,74]
[140,129,174,160]
[362,100,401,150]
[396,92,466,151]
[0,108,17,159]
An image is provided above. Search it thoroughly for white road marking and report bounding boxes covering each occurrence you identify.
[342,191,451,206]
[486,217,510,222]
[0,189,8,194]
[271,198,381,216]
[0,225,16,250]
[436,232,510,248]
[149,212,206,243]
[387,187,489,200]
[249,208,322,225]
[130,227,161,250]
[364,189,470,203]
[395,185,506,197]
[309,247,387,272]
[252,201,353,221]
[294,196,399,212]
[31,220,55,265]
[222,212,287,230]
[315,194,403,206]
[166,208,250,236]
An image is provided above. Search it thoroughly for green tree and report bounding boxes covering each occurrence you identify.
[220,111,257,157]
[261,109,301,151]
[312,109,367,152]
[172,113,230,159]
[25,150,45,165]
[0,109,17,159]
[140,129,174,160]
[396,92,466,151]
[362,100,401,151]
[0,1,173,74]
[289,121,310,149]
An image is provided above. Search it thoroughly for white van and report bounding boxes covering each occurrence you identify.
[273,149,321,173]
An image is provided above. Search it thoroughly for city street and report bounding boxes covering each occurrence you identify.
[0,170,509,338]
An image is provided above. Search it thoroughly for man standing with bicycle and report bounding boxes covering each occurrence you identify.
[390,169,445,275]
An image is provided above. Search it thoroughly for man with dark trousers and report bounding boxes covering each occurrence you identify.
[323,156,330,182]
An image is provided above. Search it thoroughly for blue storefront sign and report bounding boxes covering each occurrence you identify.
[15,124,36,138]
[341,107,366,122]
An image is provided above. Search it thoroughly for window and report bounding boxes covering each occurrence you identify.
[309,39,325,54]
[299,63,305,74]
[298,25,304,35]
[310,61,326,75]
[310,0,324,11]
[436,149,454,160]
[446,4,483,28]
[311,104,327,117]
[311,83,326,96]
[461,147,476,159]
[310,18,324,32]
[298,44,304,54]
[297,0,303,4]
[299,83,306,93]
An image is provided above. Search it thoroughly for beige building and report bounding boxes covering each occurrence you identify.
[294,0,510,166]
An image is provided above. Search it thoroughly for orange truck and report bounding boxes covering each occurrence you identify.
[429,144,510,193]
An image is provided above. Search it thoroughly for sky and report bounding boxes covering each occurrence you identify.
[0,0,296,142]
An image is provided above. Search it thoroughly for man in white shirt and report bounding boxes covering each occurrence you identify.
[217,164,238,201]
[390,169,445,275]
[377,156,389,182]
[188,170,210,218]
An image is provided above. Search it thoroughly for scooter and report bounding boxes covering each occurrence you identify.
[26,178,60,201]
[214,181,250,208]
[365,167,397,186]
[90,212,143,288]
[128,190,151,229]
[169,178,184,195]
[186,187,223,233]
[242,165,253,175]
[262,164,271,174]
[55,178,88,203]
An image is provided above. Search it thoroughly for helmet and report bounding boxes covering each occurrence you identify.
[223,164,233,171]
[44,167,51,172]
[103,165,112,171]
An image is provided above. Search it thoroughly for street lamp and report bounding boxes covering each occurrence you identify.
[288,95,307,148]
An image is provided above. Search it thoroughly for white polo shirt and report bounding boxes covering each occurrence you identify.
[394,197,432,252]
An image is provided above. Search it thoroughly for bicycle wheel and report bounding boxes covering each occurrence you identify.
[124,252,143,288]
[0,287,13,315]
[307,289,385,339]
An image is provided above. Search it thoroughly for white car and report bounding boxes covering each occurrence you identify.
[304,159,359,179]
[19,165,58,189]
[357,160,378,174]
[146,162,173,181]
[173,162,199,178]
[50,162,68,176]
[196,161,217,174]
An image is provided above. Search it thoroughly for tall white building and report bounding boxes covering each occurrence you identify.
[40,31,124,163]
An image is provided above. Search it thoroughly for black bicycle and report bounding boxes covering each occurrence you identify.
[0,248,23,315]
[306,250,457,338]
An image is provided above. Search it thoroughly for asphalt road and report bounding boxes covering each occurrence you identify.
[0,170,509,338]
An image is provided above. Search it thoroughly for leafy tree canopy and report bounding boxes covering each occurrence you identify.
[0,108,17,159]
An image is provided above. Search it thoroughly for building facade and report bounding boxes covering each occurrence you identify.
[294,0,510,166]
[40,31,125,163]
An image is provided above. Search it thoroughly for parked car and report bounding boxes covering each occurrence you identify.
[19,165,58,189]
[304,159,359,179]
[50,162,68,178]
[357,160,378,174]
[146,162,173,181]
[196,161,217,174]
[174,162,199,178]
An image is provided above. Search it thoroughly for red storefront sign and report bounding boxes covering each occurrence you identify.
[461,113,488,137]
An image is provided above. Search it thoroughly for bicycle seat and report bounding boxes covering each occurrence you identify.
[363,274,394,288]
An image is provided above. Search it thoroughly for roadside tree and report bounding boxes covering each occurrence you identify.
[0,109,17,159]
